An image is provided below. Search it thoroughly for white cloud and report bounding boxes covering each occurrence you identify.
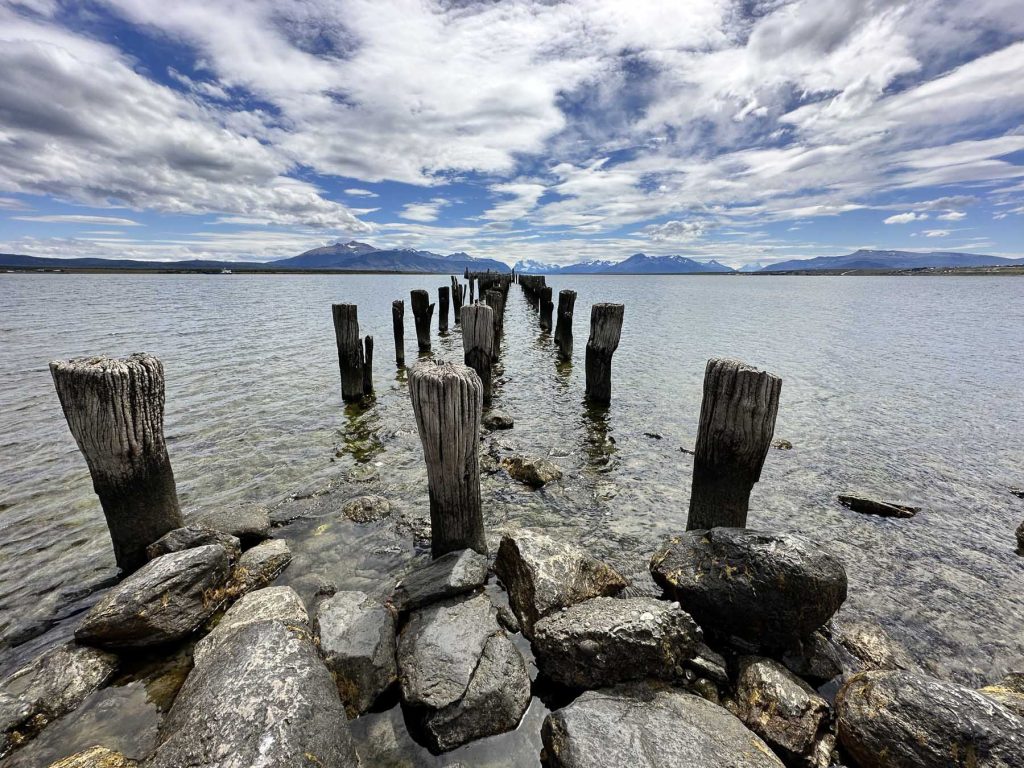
[642,220,708,242]
[936,210,967,220]
[13,214,141,226]
[398,197,449,223]
[344,188,378,197]
[923,229,951,237]
[884,212,929,224]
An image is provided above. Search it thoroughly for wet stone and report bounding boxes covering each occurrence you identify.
[1016,520,1023,550]
[76,545,229,649]
[483,411,514,430]
[390,549,488,614]
[44,746,138,767]
[194,585,308,666]
[687,642,729,686]
[781,631,844,684]
[315,591,397,717]
[831,618,918,673]
[979,673,1024,719]
[145,526,241,563]
[227,538,291,596]
[190,504,270,547]
[501,455,563,488]
[341,495,392,523]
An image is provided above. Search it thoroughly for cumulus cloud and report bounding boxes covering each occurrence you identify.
[398,198,449,223]
[884,212,929,224]
[936,210,967,220]
[642,220,708,242]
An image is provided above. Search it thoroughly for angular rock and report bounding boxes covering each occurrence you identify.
[76,545,229,649]
[391,549,488,614]
[831,618,917,672]
[194,585,308,666]
[483,411,514,430]
[227,538,291,596]
[190,503,270,546]
[837,670,1024,768]
[315,591,397,717]
[145,526,241,563]
[542,684,785,768]
[341,494,392,523]
[735,656,831,767]
[651,528,847,650]
[501,455,563,488]
[45,747,138,767]
[149,619,357,767]
[687,642,729,686]
[781,631,844,684]
[421,631,530,752]
[533,596,701,689]
[494,529,627,638]
[1,643,118,754]
[980,673,1024,719]
[837,495,919,518]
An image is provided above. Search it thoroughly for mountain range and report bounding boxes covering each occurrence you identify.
[760,249,1024,272]
[514,253,733,274]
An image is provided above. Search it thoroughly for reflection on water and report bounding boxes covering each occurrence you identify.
[1,273,1023,764]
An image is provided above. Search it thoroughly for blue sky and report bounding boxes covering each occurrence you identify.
[0,0,1022,268]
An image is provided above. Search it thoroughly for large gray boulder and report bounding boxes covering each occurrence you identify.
[391,549,488,614]
[532,596,701,689]
[837,670,1024,768]
[145,526,241,563]
[650,528,847,650]
[191,504,270,546]
[76,545,229,649]
[780,631,844,684]
[735,657,832,768]
[494,530,627,638]
[398,595,529,751]
[315,591,397,717]
[194,585,308,666]
[542,684,785,768]
[226,538,291,596]
[149,620,357,767]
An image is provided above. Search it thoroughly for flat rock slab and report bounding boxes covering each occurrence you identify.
[227,538,291,596]
[533,596,701,689]
[145,526,241,563]
[342,495,392,523]
[837,670,1024,768]
[651,528,847,651]
[391,549,488,614]
[194,585,308,666]
[316,591,397,717]
[191,504,270,546]
[735,656,831,766]
[149,619,357,768]
[76,545,229,649]
[838,495,919,519]
[45,747,138,767]
[501,455,563,487]
[831,618,917,672]
[542,684,785,768]
[494,529,627,638]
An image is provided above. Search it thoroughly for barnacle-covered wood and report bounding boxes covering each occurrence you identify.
[461,304,494,404]
[49,353,183,572]
[584,303,624,405]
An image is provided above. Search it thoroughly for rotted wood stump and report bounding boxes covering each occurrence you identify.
[584,303,624,405]
[539,286,554,332]
[410,289,434,353]
[554,289,576,360]
[686,358,781,531]
[450,276,464,325]
[408,360,486,557]
[332,303,365,402]
[392,300,405,368]
[50,353,185,573]
[461,303,494,404]
[362,336,374,394]
[438,286,450,333]
[484,289,505,341]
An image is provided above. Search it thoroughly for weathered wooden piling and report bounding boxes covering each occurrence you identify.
[50,353,185,572]
[554,289,576,360]
[461,303,494,404]
[450,276,464,325]
[539,286,554,332]
[438,286,450,334]
[408,360,486,557]
[584,303,624,405]
[410,289,434,353]
[469,277,476,304]
[392,300,405,368]
[686,358,781,531]
[332,303,365,401]
[518,274,547,307]
[362,336,374,394]
[484,288,505,341]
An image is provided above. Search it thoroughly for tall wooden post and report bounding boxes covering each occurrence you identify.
[539,286,554,332]
[469,277,475,304]
[461,304,494,404]
[438,287,450,334]
[408,361,486,557]
[332,303,364,402]
[392,300,405,368]
[584,303,624,405]
[451,276,464,325]
[554,289,576,360]
[686,358,781,531]
[362,336,374,394]
[50,354,184,573]
[410,290,434,353]
[484,289,504,342]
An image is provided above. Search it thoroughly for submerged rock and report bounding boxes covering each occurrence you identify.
[191,504,271,546]
[341,494,392,523]
[831,618,917,672]
[735,657,832,767]
[650,528,847,650]
[76,545,229,649]
[315,591,397,717]
[837,670,1024,768]
[391,549,488,614]
[483,411,515,430]
[494,529,627,638]
[145,526,241,563]
[838,495,919,519]
[501,455,563,488]
[773,439,793,450]
[532,596,701,689]
[781,631,844,684]
[194,585,308,666]
[226,538,291,596]
[980,673,1024,718]
[542,684,785,768]
[149,620,357,767]
[45,747,138,767]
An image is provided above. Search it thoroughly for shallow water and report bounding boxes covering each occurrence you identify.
[1,273,1022,765]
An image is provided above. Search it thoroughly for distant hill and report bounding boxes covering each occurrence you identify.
[738,262,765,272]
[0,253,257,270]
[513,254,733,274]
[763,249,1023,272]
[514,259,616,274]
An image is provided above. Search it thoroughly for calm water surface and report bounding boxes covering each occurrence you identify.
[1,273,1022,765]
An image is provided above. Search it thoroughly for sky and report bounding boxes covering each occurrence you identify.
[0,0,1022,268]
